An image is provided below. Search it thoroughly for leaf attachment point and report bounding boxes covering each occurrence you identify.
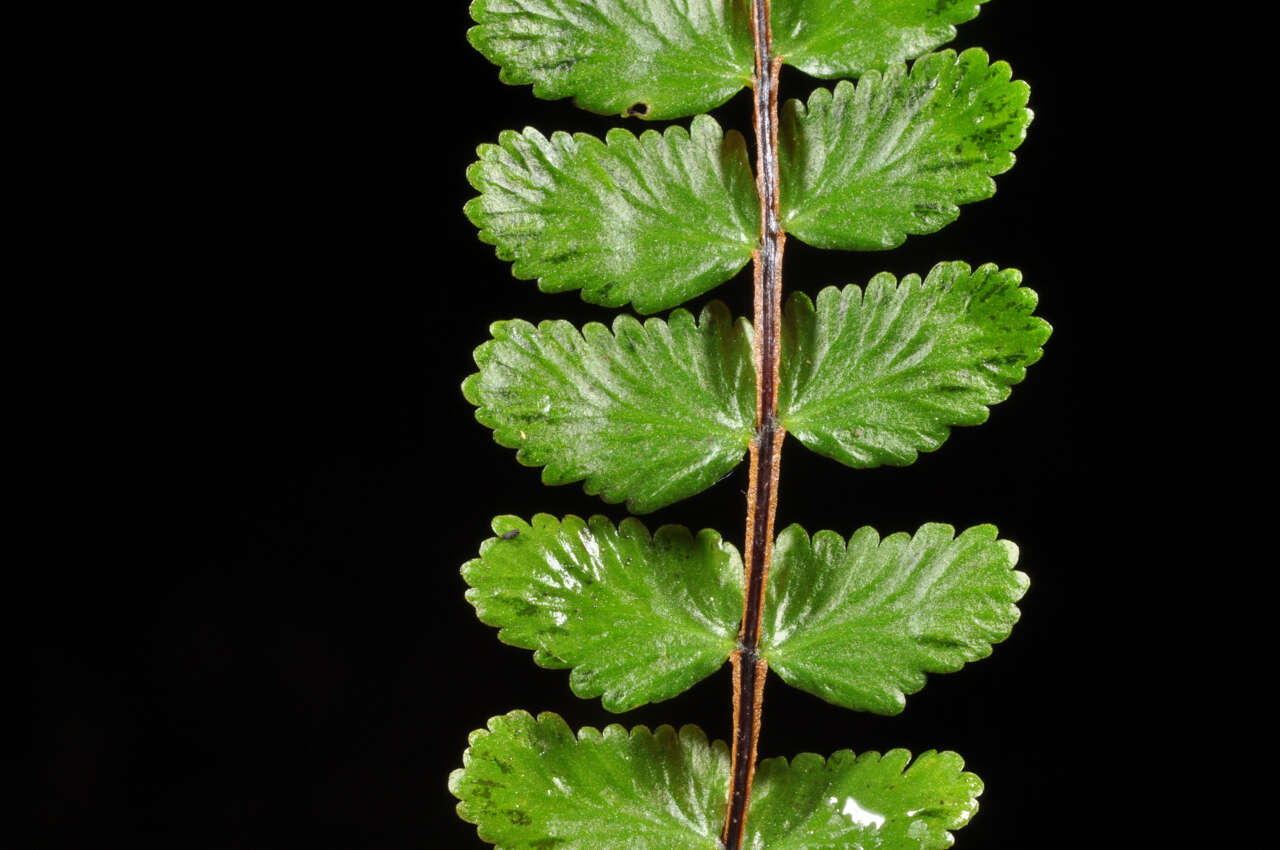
[466,116,761,314]
[450,712,729,850]
[761,522,1028,714]
[778,261,1051,469]
[463,302,756,514]
[468,0,755,120]
[779,48,1032,251]
[463,515,745,712]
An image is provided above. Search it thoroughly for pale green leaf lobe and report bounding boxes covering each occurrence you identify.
[779,49,1032,251]
[745,747,983,849]
[772,0,992,79]
[462,514,745,712]
[451,712,729,850]
[761,522,1028,714]
[468,0,755,120]
[778,261,1051,469]
[466,116,760,314]
[463,302,756,514]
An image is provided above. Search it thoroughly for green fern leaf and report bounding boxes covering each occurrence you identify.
[466,116,760,314]
[468,0,754,120]
[779,49,1031,251]
[746,747,983,850]
[462,515,744,712]
[778,261,1050,469]
[450,712,729,850]
[463,302,755,514]
[772,0,992,79]
[760,523,1027,715]
[451,712,982,850]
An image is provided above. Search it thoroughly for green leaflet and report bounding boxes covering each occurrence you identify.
[468,0,754,120]
[772,0,991,79]
[466,116,760,314]
[452,712,982,850]
[462,515,744,712]
[451,712,729,850]
[761,523,1027,715]
[462,302,756,514]
[778,262,1051,469]
[778,48,1032,251]
[746,748,983,850]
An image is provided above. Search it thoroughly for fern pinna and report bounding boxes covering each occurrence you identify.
[450,2,1049,848]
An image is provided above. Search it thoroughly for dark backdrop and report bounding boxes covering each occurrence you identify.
[33,4,1117,848]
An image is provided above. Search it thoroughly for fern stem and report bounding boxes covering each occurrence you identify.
[723,1,785,846]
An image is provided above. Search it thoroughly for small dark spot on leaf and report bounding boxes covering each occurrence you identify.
[626,101,650,117]
[501,530,521,540]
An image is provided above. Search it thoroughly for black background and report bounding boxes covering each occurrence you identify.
[33,3,1132,848]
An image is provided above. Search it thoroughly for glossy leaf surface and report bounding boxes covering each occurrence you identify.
[451,712,729,850]
[463,302,756,514]
[778,261,1050,469]
[771,0,991,79]
[468,0,754,120]
[761,523,1027,714]
[778,49,1031,251]
[746,748,983,850]
[452,712,982,850]
[466,116,760,314]
[462,515,744,712]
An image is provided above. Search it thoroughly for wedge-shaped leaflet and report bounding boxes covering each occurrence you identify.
[463,303,756,514]
[466,116,760,314]
[778,262,1050,468]
[771,0,991,79]
[778,49,1031,251]
[462,515,745,712]
[469,0,754,120]
[745,748,983,850]
[451,712,729,850]
[760,523,1027,715]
